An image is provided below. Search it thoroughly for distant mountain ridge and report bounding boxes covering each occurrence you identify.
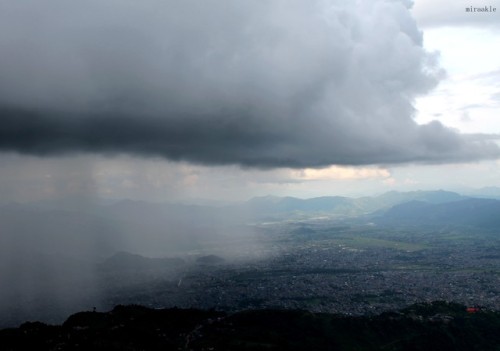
[244,195,354,217]
[0,191,473,253]
[0,189,490,264]
[376,198,500,228]
[243,190,466,219]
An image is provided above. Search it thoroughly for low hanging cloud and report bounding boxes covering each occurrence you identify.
[0,0,498,168]
[293,166,391,181]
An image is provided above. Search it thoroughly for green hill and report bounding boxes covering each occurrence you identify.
[1,302,499,350]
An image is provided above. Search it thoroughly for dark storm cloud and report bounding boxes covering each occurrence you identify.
[0,0,498,168]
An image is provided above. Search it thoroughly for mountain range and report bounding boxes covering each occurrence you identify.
[242,190,467,219]
[376,198,500,228]
[1,189,498,260]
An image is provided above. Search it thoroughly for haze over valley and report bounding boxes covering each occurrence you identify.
[1,189,499,327]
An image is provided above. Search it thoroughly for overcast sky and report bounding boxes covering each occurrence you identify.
[0,0,499,203]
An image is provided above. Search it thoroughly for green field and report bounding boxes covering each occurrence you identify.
[332,236,427,252]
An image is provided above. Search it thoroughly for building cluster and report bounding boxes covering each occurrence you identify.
[102,222,500,315]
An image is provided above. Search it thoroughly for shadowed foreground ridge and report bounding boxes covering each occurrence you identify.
[1,302,499,350]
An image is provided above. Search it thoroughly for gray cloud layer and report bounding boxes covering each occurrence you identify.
[0,0,498,168]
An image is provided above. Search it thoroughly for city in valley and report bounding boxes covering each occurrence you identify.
[101,218,500,317]
[3,190,498,327]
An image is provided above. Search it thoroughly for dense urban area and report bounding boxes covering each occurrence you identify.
[100,219,500,316]
[1,191,500,330]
